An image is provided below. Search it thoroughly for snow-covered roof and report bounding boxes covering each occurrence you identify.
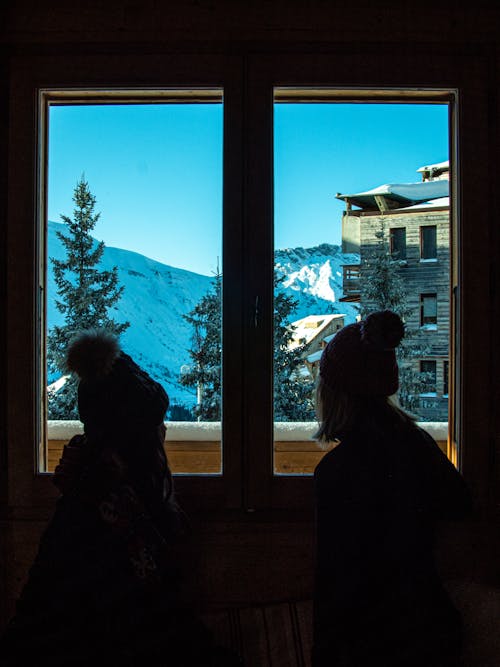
[336,179,449,210]
[416,160,449,173]
[47,375,69,393]
[400,196,449,211]
[306,349,323,363]
[289,313,344,349]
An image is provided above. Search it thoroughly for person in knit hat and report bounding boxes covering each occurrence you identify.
[312,310,472,667]
[1,330,241,667]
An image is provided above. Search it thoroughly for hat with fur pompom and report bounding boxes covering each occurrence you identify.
[319,310,404,397]
[66,329,169,437]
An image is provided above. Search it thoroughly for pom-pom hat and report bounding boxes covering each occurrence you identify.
[319,310,405,397]
[66,329,169,437]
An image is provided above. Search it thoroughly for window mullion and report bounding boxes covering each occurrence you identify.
[242,68,274,510]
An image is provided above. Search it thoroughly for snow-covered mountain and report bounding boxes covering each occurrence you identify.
[275,244,359,322]
[47,221,359,410]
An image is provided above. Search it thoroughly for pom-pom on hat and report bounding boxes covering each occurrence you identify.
[319,310,405,397]
[66,329,169,437]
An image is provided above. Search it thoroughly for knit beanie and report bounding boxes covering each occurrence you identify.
[65,329,169,437]
[319,310,405,397]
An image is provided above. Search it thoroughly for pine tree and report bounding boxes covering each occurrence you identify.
[273,274,316,422]
[179,269,222,421]
[47,177,129,419]
[180,268,315,422]
[360,220,430,415]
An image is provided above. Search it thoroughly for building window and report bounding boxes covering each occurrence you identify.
[420,225,437,260]
[420,360,437,394]
[420,293,437,327]
[390,227,407,260]
[443,360,449,396]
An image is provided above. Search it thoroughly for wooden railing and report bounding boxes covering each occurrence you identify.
[46,421,449,475]
[341,264,361,301]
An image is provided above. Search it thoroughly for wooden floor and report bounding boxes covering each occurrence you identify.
[202,600,313,667]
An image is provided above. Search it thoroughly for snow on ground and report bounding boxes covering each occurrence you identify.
[48,420,449,442]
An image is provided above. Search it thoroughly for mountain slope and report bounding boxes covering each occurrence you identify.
[47,222,359,409]
[47,221,211,408]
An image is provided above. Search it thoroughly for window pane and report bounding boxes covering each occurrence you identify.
[443,360,449,396]
[45,97,223,475]
[421,225,437,259]
[273,96,450,474]
[421,293,438,325]
[390,227,407,260]
[420,360,437,394]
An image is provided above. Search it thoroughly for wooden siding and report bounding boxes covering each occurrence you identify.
[356,209,450,420]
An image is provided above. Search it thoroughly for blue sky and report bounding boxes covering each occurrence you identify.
[48,102,448,275]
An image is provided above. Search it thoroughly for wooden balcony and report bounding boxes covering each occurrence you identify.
[340,264,361,302]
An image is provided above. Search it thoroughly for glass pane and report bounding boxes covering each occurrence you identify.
[390,227,407,260]
[273,96,450,475]
[422,294,437,323]
[420,360,437,393]
[421,225,437,259]
[45,97,223,475]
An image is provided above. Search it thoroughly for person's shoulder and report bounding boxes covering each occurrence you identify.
[314,441,343,477]
[314,432,365,479]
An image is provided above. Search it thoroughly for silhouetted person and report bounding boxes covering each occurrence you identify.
[312,310,472,667]
[1,330,240,666]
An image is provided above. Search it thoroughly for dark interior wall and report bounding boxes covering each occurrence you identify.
[1,0,499,662]
[2,0,499,50]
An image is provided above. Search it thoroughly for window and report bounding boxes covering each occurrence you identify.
[390,227,407,260]
[443,360,449,396]
[420,360,437,394]
[6,51,479,512]
[272,92,450,475]
[420,225,437,260]
[420,293,437,327]
[43,92,224,476]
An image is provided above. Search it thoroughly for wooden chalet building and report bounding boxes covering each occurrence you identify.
[339,161,450,421]
[288,313,345,380]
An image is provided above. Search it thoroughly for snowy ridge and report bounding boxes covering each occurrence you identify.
[275,244,360,323]
[48,223,359,410]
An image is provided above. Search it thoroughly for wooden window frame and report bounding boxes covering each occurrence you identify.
[4,50,493,516]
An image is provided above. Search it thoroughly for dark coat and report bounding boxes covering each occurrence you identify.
[313,423,472,667]
[1,433,240,666]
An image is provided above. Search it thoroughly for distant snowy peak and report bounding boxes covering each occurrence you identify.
[283,260,337,302]
[275,243,360,322]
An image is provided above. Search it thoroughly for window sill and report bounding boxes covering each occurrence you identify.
[419,258,438,263]
[420,324,438,331]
